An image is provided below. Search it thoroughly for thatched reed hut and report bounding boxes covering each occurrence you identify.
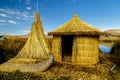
[0,12,52,72]
[48,13,103,65]
[9,12,51,63]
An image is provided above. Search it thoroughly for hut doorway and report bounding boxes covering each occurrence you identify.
[62,35,73,62]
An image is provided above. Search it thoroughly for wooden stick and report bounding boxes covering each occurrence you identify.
[111,64,116,71]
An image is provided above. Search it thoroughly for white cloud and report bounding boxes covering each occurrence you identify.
[0,13,9,18]
[20,30,30,35]
[23,14,29,17]
[0,9,4,11]
[66,0,77,3]
[8,30,30,36]
[18,0,22,2]
[26,0,31,4]
[0,20,6,23]
[99,24,120,31]
[26,7,31,10]
[30,15,34,18]
[15,17,21,19]
[0,8,20,15]
[8,20,17,24]
[7,9,20,15]
[0,8,33,21]
[22,18,26,20]
[21,30,30,33]
[21,11,29,17]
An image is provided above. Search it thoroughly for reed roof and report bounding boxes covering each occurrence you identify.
[48,13,103,36]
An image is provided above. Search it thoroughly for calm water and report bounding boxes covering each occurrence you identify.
[99,44,112,54]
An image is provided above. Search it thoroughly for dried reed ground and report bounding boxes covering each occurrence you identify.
[38,38,120,79]
[35,53,120,80]
[0,37,120,80]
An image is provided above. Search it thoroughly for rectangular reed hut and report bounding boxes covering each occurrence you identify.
[48,13,103,65]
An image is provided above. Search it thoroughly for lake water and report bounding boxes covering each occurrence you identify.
[99,44,112,54]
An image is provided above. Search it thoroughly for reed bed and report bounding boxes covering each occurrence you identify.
[111,40,120,59]
[0,37,27,61]
[0,37,120,79]
[100,37,120,42]
[0,53,120,80]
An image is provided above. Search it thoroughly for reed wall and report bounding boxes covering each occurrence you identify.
[52,35,99,65]
[52,36,62,61]
[72,36,99,65]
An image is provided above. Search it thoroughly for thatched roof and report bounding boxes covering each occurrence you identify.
[48,13,103,36]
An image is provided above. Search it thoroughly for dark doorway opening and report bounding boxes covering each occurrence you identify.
[62,35,73,62]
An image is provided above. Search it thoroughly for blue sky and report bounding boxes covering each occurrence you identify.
[0,0,120,35]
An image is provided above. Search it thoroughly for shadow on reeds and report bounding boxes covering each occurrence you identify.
[110,40,120,65]
[0,37,27,61]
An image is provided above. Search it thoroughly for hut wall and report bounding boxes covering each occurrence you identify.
[72,36,99,65]
[52,36,62,61]
[72,37,77,63]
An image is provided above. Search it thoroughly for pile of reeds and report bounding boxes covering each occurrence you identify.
[1,37,26,61]
[63,54,72,62]
[109,40,120,65]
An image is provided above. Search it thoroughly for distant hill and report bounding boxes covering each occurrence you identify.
[104,29,120,37]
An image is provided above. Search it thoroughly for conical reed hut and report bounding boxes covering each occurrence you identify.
[17,13,50,58]
[0,13,52,72]
[8,13,50,63]
[48,13,103,65]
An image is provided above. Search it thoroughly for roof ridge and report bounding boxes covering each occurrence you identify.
[73,12,78,17]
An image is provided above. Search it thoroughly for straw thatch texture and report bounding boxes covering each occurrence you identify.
[0,13,53,72]
[52,36,62,61]
[48,13,103,36]
[72,36,99,65]
[48,13,102,65]
[12,13,50,62]
[72,37,77,63]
